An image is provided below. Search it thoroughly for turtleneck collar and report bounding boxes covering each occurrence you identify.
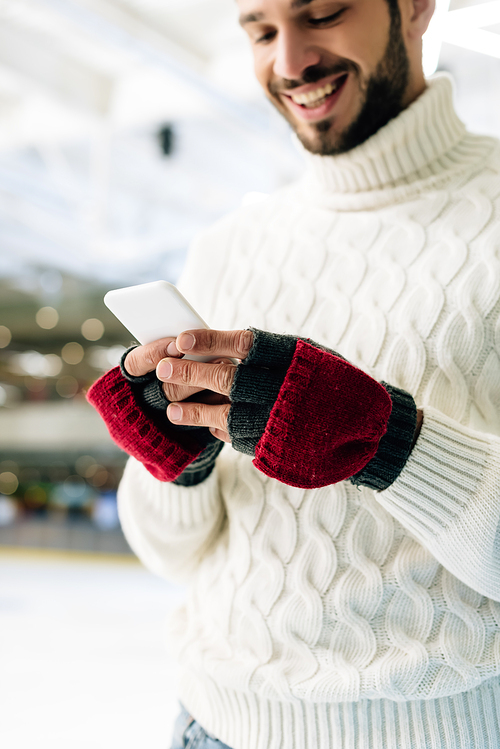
[298,74,497,210]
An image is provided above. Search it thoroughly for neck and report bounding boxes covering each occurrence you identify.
[402,69,426,108]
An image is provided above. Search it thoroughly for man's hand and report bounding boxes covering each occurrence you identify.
[156,329,253,441]
[125,336,201,403]
[127,329,254,442]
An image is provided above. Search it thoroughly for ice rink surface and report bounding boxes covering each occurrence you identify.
[0,549,186,749]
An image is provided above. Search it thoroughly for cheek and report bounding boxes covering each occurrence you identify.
[329,9,392,74]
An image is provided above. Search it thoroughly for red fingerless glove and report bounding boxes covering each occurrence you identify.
[227,329,417,490]
[254,340,391,488]
[87,367,205,482]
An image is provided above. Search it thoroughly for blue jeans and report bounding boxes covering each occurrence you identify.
[170,705,234,749]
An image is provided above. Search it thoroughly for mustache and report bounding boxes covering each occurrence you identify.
[268,62,356,95]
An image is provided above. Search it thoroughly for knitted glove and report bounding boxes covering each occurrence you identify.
[118,348,224,486]
[86,349,223,485]
[227,328,417,490]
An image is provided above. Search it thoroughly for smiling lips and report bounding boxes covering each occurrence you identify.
[281,73,348,119]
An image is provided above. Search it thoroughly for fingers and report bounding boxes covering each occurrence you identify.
[167,400,231,438]
[124,338,204,402]
[157,357,237,396]
[175,329,254,361]
[124,338,182,377]
[161,382,205,403]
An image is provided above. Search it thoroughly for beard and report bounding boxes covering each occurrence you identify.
[267,12,410,156]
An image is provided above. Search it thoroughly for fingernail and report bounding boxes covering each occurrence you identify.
[178,332,195,351]
[168,404,182,422]
[157,360,172,379]
[167,341,179,356]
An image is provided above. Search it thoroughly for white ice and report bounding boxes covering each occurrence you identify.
[0,551,185,749]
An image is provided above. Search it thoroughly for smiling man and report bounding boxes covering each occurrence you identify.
[240,0,416,155]
[88,0,500,747]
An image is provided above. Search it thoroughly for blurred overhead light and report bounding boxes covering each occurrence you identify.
[56,375,79,398]
[61,341,84,364]
[10,350,62,377]
[36,306,59,329]
[25,377,47,393]
[0,326,12,348]
[81,318,104,341]
[0,383,22,406]
[75,454,97,477]
[88,345,126,370]
[0,471,18,496]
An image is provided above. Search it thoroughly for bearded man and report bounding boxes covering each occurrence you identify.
[88,0,500,746]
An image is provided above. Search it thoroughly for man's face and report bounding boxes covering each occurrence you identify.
[238,0,411,155]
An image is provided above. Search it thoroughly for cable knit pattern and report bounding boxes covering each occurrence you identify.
[117,75,500,749]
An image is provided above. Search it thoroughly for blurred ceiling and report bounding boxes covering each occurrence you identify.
[0,0,499,285]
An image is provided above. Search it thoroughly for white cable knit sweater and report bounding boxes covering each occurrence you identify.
[118,75,500,749]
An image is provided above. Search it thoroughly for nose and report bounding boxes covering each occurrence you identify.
[272,26,322,81]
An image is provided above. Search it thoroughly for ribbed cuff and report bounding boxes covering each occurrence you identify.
[244,327,298,368]
[173,439,224,486]
[228,328,370,465]
[374,406,500,600]
[350,383,417,490]
[378,407,489,531]
[228,328,294,456]
[120,347,218,486]
[86,367,204,482]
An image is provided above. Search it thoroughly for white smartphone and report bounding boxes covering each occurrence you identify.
[104,280,214,362]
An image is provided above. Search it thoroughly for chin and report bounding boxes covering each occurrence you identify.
[294,119,349,157]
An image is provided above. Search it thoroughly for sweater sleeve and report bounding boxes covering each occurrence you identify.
[374,406,500,602]
[118,456,226,584]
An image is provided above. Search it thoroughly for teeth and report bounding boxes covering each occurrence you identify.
[290,80,340,107]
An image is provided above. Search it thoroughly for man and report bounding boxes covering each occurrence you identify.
[88,0,500,746]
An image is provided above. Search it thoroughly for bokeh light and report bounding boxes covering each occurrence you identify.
[55,375,79,398]
[0,471,19,495]
[0,460,19,473]
[24,377,47,394]
[51,476,92,509]
[81,318,104,341]
[86,464,109,487]
[36,306,59,330]
[0,325,12,348]
[12,351,63,378]
[61,342,84,365]
[44,354,63,376]
[87,345,126,371]
[75,455,97,477]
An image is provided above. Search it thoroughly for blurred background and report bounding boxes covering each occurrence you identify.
[0,0,499,746]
